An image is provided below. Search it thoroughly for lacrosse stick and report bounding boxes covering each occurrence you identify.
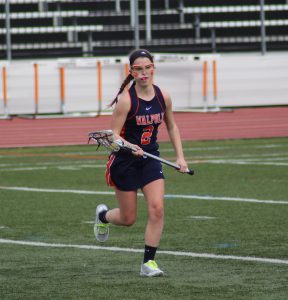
[88,129,194,175]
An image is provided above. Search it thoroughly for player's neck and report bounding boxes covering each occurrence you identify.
[135,84,154,101]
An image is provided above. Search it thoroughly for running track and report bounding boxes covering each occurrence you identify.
[0,107,287,148]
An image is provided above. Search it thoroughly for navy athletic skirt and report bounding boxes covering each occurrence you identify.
[105,150,165,191]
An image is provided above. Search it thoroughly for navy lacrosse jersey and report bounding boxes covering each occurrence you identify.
[120,83,166,152]
[105,83,166,190]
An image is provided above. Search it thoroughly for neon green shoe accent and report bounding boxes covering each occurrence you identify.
[94,204,109,242]
[140,260,164,277]
[145,260,159,269]
[94,223,109,236]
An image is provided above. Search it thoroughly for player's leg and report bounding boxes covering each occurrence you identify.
[94,188,137,242]
[142,179,165,247]
[140,178,165,277]
[105,188,138,226]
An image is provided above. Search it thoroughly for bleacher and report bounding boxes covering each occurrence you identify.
[1,0,288,59]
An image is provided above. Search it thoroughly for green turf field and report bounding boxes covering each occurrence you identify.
[0,137,288,299]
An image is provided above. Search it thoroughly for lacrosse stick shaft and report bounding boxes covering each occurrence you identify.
[118,141,194,175]
[142,151,194,175]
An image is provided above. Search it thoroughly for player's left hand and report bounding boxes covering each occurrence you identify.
[176,158,189,173]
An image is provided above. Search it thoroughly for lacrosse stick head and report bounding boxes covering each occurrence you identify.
[88,130,121,152]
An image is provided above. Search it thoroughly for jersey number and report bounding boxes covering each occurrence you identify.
[141,125,154,145]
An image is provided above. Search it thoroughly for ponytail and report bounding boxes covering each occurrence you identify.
[110,74,134,106]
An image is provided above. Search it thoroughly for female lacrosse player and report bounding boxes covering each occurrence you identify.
[94,49,188,277]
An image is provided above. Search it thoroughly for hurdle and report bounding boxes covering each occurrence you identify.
[125,63,129,88]
[2,55,230,117]
[96,61,102,116]
[34,63,39,115]
[203,60,208,111]
[59,66,66,114]
[202,59,219,112]
[213,59,218,111]
[30,59,106,118]
[0,66,11,119]
[199,57,230,112]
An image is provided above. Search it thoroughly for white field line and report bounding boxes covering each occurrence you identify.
[0,238,287,266]
[63,144,288,154]
[188,153,288,161]
[234,157,288,161]
[189,216,216,220]
[2,152,288,165]
[206,160,288,166]
[1,156,288,172]
[191,154,288,161]
[0,186,287,205]
[0,165,103,172]
[1,153,287,167]
[80,144,288,153]
[1,143,286,158]
[1,161,288,172]
[0,160,96,167]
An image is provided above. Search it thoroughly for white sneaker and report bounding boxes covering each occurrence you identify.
[140,260,164,277]
[94,204,109,242]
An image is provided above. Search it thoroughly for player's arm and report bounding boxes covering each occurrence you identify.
[110,92,143,156]
[162,89,188,172]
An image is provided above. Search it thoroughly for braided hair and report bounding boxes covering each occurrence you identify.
[110,49,154,106]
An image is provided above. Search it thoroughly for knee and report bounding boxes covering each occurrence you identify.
[121,215,136,227]
[149,204,164,221]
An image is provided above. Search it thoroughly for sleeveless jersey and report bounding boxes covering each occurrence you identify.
[120,83,166,152]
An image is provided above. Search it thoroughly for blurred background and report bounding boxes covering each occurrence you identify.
[2,0,288,58]
[0,0,288,116]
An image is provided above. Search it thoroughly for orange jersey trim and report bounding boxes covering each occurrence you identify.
[105,154,116,187]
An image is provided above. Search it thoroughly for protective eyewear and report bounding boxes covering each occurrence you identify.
[131,63,154,73]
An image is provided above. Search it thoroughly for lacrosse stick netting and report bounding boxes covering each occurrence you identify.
[88,130,121,152]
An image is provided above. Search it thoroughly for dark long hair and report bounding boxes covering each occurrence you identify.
[110,49,154,107]
[110,74,134,107]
